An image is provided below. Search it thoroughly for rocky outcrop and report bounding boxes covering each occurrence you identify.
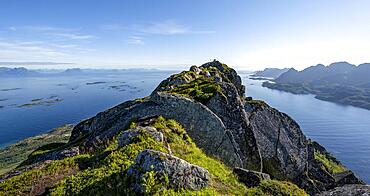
[246,100,365,194]
[16,61,364,195]
[246,101,307,180]
[200,60,245,96]
[207,82,262,171]
[318,184,370,196]
[233,167,270,187]
[127,149,210,193]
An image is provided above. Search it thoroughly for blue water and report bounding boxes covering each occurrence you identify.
[0,71,175,147]
[0,71,369,183]
[240,73,370,183]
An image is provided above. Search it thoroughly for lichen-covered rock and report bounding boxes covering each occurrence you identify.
[200,60,245,96]
[127,149,210,193]
[207,83,262,171]
[66,92,243,168]
[318,185,370,196]
[233,167,270,187]
[118,126,163,147]
[246,101,307,180]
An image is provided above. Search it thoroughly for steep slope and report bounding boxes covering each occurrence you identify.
[0,60,365,195]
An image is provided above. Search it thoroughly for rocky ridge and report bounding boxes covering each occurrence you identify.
[0,60,367,195]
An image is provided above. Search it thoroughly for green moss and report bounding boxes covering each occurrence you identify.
[247,180,308,196]
[314,150,347,174]
[167,77,223,104]
[246,99,267,107]
[141,171,169,195]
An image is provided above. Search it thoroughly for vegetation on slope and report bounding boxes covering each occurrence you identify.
[0,117,307,195]
[0,125,72,175]
[314,150,347,174]
[167,77,223,104]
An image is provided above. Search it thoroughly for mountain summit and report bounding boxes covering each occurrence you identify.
[0,61,366,195]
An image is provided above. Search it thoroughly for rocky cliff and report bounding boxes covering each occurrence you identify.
[0,60,366,195]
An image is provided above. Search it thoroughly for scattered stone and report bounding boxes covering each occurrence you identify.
[233,167,270,187]
[189,65,201,74]
[127,149,210,193]
[319,184,370,196]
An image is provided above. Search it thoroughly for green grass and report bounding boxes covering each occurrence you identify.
[0,154,90,195]
[247,99,267,107]
[167,77,223,104]
[314,150,347,174]
[0,125,72,176]
[246,180,308,196]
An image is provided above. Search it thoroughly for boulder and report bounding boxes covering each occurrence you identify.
[189,65,201,74]
[127,149,210,193]
[233,167,270,187]
[118,126,163,147]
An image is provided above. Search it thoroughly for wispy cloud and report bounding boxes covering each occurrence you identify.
[127,36,145,45]
[0,40,68,60]
[10,26,96,40]
[133,20,215,35]
[1,26,97,61]
[50,33,96,40]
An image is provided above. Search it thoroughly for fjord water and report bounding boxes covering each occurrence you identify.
[0,71,175,147]
[240,73,370,183]
[0,71,369,183]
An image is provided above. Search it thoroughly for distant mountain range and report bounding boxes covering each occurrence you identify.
[0,67,40,77]
[0,67,165,77]
[251,68,290,79]
[262,62,370,110]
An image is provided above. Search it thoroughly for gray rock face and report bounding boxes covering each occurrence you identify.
[318,185,370,196]
[246,101,307,180]
[118,126,163,147]
[68,92,242,167]
[233,167,270,187]
[127,149,210,193]
[207,83,262,171]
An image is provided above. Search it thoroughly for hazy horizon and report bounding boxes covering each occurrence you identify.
[1,0,370,70]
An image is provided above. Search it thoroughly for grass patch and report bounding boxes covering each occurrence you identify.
[167,77,223,104]
[246,180,308,196]
[0,125,72,176]
[0,154,90,195]
[314,150,347,174]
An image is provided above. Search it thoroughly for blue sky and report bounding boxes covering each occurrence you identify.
[0,0,370,70]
